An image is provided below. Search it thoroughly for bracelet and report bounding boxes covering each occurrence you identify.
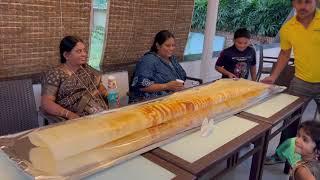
[60,109,69,118]
[65,110,69,118]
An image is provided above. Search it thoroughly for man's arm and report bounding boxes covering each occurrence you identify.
[261,48,291,84]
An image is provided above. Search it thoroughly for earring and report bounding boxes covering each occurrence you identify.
[315,149,320,160]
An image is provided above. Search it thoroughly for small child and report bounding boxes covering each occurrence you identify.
[290,121,320,180]
[215,28,257,81]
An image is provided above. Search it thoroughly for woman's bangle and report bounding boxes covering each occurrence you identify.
[65,110,69,118]
[60,109,69,118]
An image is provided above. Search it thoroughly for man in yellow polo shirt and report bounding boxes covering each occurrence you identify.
[263,0,320,165]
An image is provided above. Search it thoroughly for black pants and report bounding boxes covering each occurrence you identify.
[280,77,320,145]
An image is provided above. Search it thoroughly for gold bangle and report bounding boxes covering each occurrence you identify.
[65,110,69,118]
[60,109,69,118]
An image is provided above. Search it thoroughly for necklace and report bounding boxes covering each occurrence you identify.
[65,64,108,110]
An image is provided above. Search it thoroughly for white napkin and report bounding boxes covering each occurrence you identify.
[200,117,215,137]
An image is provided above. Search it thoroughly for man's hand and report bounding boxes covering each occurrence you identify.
[261,76,276,84]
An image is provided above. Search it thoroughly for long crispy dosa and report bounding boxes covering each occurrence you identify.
[28,79,270,161]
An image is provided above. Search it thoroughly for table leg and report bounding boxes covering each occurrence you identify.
[249,132,268,180]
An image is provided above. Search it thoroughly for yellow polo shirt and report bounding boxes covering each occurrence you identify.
[280,9,320,82]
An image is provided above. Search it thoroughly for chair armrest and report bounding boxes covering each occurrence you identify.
[262,60,277,64]
[186,76,203,84]
[263,56,278,60]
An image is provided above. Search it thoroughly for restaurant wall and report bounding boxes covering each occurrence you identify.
[102,0,194,70]
[0,0,194,79]
[0,0,91,79]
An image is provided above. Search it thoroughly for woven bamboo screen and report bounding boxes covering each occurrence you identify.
[102,0,194,70]
[0,0,91,79]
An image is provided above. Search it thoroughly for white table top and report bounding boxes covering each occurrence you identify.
[244,93,298,118]
[161,116,258,163]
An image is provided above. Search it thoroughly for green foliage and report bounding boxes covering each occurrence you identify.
[191,0,208,31]
[88,25,105,70]
[93,0,107,9]
[191,0,292,37]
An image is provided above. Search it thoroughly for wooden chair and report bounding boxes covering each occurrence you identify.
[256,45,278,81]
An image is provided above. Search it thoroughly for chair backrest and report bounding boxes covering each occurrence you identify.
[126,63,137,89]
[258,44,264,74]
[0,79,39,135]
[256,44,278,81]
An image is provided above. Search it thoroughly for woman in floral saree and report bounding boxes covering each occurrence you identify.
[41,36,108,120]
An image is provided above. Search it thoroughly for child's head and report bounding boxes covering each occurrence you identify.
[233,28,251,52]
[295,121,320,160]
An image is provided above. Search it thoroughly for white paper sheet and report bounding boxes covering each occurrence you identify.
[161,116,258,163]
[244,93,299,118]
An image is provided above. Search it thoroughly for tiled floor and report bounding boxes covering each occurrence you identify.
[217,100,318,180]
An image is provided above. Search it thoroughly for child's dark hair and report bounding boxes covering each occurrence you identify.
[234,28,251,40]
[299,121,320,156]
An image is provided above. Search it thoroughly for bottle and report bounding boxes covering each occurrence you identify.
[107,76,119,109]
[107,89,119,109]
